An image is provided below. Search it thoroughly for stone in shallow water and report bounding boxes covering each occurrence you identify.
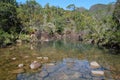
[91,70,104,77]
[36,57,42,60]
[39,71,48,78]
[46,63,55,67]
[55,72,69,80]
[18,64,24,68]
[92,77,105,80]
[43,57,49,60]
[12,69,24,74]
[70,72,81,79]
[30,61,41,69]
[90,61,100,69]
[24,56,29,58]
[12,57,16,60]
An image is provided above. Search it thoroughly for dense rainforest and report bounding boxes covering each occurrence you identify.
[0,0,120,51]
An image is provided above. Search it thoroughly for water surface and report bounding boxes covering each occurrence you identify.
[0,40,120,80]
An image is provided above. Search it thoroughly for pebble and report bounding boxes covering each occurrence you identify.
[36,57,42,60]
[12,57,16,60]
[43,57,48,60]
[24,56,29,58]
[18,64,24,68]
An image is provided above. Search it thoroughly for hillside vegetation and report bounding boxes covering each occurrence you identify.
[0,0,119,50]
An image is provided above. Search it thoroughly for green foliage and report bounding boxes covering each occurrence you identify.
[0,0,119,48]
[0,0,16,6]
[0,29,15,44]
[0,2,21,33]
[0,1,21,46]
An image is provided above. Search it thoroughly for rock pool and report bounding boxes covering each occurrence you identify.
[0,40,120,80]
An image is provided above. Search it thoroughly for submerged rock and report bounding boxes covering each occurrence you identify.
[39,71,48,78]
[30,61,41,69]
[43,57,48,60]
[24,56,29,58]
[36,57,42,60]
[90,61,100,69]
[12,69,24,74]
[91,70,104,76]
[46,63,55,66]
[18,64,24,68]
[12,57,16,60]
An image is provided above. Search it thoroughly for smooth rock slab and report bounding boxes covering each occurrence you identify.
[91,70,104,77]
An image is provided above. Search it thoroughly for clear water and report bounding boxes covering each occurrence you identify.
[0,40,120,80]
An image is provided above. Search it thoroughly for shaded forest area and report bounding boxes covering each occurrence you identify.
[0,0,120,51]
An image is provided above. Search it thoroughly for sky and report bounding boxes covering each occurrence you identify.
[16,0,116,9]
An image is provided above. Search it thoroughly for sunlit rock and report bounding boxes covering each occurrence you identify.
[90,61,100,69]
[30,61,41,69]
[91,70,104,76]
[18,64,24,68]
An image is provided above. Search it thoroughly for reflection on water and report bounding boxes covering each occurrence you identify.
[0,40,120,80]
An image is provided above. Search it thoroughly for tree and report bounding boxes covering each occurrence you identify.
[113,0,120,28]
[66,4,76,11]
